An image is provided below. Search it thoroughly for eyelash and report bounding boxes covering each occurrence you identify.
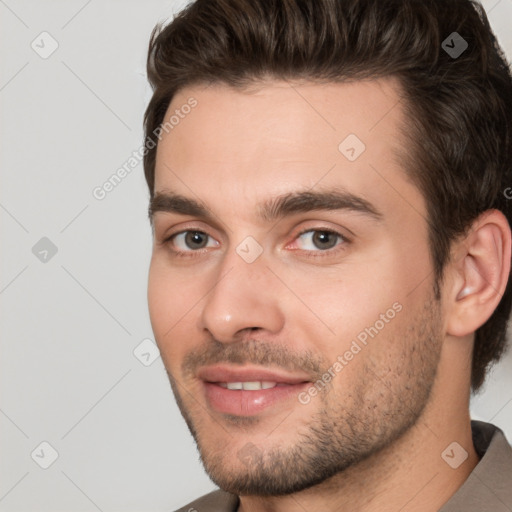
[161,228,350,259]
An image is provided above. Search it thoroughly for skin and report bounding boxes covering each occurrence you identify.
[147,78,511,512]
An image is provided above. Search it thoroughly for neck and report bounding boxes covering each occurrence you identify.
[237,353,478,512]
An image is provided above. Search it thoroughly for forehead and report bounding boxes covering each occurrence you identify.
[153,78,423,222]
[160,78,403,150]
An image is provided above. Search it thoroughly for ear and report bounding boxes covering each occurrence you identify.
[446,209,511,337]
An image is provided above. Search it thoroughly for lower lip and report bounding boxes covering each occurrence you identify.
[203,382,310,416]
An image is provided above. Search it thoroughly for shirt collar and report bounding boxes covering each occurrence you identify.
[440,420,512,511]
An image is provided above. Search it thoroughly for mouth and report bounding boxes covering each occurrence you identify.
[198,365,312,416]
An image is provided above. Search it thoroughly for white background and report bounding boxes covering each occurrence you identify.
[1,1,512,510]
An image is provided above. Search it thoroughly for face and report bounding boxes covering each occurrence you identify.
[148,79,444,495]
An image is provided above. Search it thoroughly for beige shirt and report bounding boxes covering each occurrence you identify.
[174,421,512,512]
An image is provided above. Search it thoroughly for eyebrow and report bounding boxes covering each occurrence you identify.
[148,189,383,224]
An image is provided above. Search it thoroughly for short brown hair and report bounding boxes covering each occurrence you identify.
[143,0,512,391]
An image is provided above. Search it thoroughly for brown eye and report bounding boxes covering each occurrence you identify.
[295,230,344,251]
[170,231,218,252]
[184,231,209,249]
[311,231,339,250]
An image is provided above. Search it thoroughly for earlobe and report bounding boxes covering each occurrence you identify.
[447,210,511,338]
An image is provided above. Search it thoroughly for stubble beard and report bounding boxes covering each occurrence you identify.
[166,297,442,496]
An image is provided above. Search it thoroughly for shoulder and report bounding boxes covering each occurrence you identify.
[173,489,239,512]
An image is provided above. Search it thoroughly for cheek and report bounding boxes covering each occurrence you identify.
[322,305,413,409]
[286,266,402,338]
[147,260,169,334]
[281,266,413,387]
[147,259,196,360]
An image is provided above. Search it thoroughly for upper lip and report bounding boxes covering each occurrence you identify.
[198,365,312,384]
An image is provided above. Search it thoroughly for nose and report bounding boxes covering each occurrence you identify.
[199,249,285,344]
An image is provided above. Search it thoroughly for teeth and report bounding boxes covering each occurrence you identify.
[243,381,262,390]
[219,381,278,390]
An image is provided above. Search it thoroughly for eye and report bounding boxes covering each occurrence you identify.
[170,231,219,252]
[294,229,346,251]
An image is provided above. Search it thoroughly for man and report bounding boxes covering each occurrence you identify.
[143,0,512,510]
